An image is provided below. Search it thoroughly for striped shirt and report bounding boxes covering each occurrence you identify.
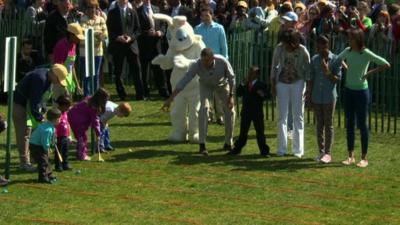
[80,15,108,56]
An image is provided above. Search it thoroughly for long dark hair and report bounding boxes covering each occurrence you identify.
[281,28,301,50]
[348,27,365,51]
[88,88,110,114]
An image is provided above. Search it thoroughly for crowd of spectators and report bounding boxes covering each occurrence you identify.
[0,0,399,99]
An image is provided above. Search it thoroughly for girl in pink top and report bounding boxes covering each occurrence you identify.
[53,23,84,96]
[54,95,72,171]
[68,88,109,161]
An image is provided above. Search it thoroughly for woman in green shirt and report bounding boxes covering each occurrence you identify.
[338,28,390,168]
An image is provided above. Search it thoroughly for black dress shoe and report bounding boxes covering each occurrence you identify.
[223,144,233,151]
[260,152,271,157]
[62,164,72,171]
[260,145,270,157]
[226,150,241,155]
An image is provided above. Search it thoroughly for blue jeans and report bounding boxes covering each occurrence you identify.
[80,56,102,96]
[344,88,370,154]
[100,123,111,149]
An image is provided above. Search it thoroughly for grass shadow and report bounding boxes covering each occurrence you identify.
[170,153,342,172]
[110,122,170,127]
[107,149,193,162]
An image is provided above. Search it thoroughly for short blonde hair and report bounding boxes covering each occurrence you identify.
[86,0,99,8]
[118,102,132,117]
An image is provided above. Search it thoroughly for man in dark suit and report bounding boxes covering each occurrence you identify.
[137,0,169,99]
[17,39,44,83]
[167,0,194,26]
[107,0,144,100]
[227,66,270,156]
[43,0,78,60]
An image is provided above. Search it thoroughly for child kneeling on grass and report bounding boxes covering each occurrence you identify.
[99,101,132,152]
[29,108,62,184]
[68,88,109,161]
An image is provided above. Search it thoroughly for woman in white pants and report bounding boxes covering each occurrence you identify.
[270,29,310,158]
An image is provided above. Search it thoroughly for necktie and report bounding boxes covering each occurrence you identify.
[121,8,127,33]
[147,6,155,29]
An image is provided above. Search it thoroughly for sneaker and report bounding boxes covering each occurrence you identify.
[62,164,72,171]
[320,154,332,164]
[48,174,57,182]
[294,153,303,159]
[356,160,368,168]
[83,156,91,161]
[216,118,224,125]
[199,144,208,156]
[277,152,286,157]
[20,164,36,172]
[315,152,325,162]
[0,177,8,186]
[105,145,114,151]
[38,177,52,184]
[342,157,355,165]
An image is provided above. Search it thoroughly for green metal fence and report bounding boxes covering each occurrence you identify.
[228,30,400,134]
[0,12,45,65]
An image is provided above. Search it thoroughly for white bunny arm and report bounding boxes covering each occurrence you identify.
[152,54,174,70]
[173,54,197,70]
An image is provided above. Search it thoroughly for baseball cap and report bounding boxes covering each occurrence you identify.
[237,1,248,9]
[282,11,298,22]
[67,23,85,40]
[51,64,68,87]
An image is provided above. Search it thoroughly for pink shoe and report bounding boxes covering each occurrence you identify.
[342,157,355,165]
[320,154,332,164]
[356,160,368,168]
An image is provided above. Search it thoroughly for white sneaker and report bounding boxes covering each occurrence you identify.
[83,156,91,161]
[356,160,368,168]
[294,153,303,159]
[320,154,332,164]
[342,157,355,165]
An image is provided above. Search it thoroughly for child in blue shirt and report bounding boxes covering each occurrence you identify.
[30,108,61,184]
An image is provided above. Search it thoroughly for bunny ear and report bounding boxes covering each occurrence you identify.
[153,13,173,26]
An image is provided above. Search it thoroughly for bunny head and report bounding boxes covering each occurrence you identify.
[153,14,201,51]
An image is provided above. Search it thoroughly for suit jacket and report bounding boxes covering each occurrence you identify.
[107,5,141,55]
[237,80,269,114]
[43,10,77,55]
[167,5,194,26]
[160,5,194,54]
[16,51,44,82]
[137,4,165,57]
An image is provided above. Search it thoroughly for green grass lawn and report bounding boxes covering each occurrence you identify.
[0,88,399,225]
